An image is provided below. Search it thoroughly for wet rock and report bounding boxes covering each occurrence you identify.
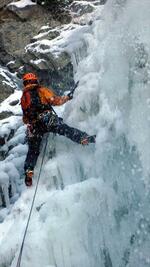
[31,30,60,42]
[0,111,13,120]
[55,52,72,69]
[30,59,49,71]
[0,128,15,156]
[0,5,62,66]
[0,0,12,9]
[7,58,24,73]
[7,128,15,141]
[70,1,94,17]
[20,44,73,92]
[0,78,14,103]
[9,99,19,106]
[0,136,5,146]
[7,2,37,21]
[0,20,42,58]
[0,0,100,100]
[100,0,107,4]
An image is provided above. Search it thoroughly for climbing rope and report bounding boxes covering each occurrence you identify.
[16,134,49,267]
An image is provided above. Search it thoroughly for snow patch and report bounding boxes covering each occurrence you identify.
[8,0,36,9]
[0,90,22,115]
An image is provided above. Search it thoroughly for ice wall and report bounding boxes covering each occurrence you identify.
[42,0,150,265]
[1,0,150,267]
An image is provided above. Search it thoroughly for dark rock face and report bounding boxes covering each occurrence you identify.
[0,4,69,70]
[0,0,12,9]
[6,58,23,73]
[0,3,72,96]
[7,1,37,20]
[0,136,5,146]
[31,30,60,43]
[0,78,14,103]
[37,62,74,94]
[0,67,18,103]
[0,0,103,100]
[9,99,19,106]
[0,111,13,120]
[100,0,107,4]
[0,7,60,58]
[18,37,75,91]
[0,127,15,163]
[70,1,94,17]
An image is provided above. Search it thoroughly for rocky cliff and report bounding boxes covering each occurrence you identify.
[0,1,72,105]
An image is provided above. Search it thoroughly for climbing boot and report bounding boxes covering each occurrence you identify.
[81,135,96,145]
[25,170,34,187]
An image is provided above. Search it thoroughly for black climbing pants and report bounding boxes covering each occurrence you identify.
[24,117,89,172]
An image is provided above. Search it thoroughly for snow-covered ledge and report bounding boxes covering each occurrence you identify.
[7,0,36,9]
[7,0,37,20]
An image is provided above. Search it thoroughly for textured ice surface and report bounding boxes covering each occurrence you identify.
[1,0,150,266]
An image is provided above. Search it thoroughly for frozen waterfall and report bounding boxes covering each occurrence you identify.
[1,0,150,267]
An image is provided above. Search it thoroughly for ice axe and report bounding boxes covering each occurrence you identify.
[67,81,79,99]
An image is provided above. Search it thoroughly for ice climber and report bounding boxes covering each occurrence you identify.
[21,73,96,186]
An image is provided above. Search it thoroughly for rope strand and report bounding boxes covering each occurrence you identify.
[16,135,49,267]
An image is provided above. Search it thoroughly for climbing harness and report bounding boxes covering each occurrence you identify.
[38,110,58,127]
[16,134,49,267]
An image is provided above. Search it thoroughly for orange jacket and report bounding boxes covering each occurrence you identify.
[38,86,69,106]
[21,84,69,124]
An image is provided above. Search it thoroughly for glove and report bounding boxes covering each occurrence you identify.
[67,91,74,100]
[67,81,79,100]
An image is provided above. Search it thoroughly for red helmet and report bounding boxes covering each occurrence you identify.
[23,73,38,81]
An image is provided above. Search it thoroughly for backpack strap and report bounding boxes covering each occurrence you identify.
[21,86,55,123]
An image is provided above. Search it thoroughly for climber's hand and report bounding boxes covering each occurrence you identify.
[67,91,74,100]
